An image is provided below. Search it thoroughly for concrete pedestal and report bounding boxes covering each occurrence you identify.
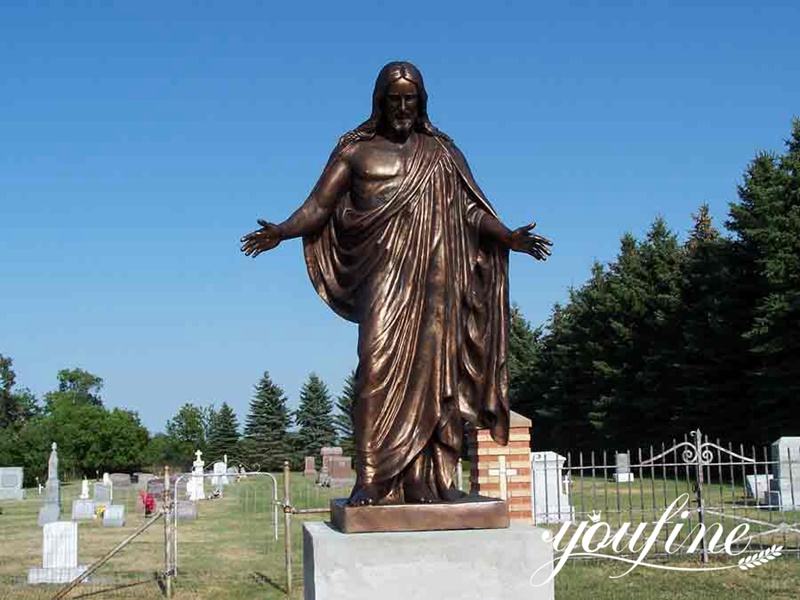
[303,521,554,600]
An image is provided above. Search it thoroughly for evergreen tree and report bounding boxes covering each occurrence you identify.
[508,305,542,412]
[206,402,241,462]
[726,120,800,440]
[333,371,357,456]
[294,373,336,460]
[244,372,291,471]
[164,403,208,467]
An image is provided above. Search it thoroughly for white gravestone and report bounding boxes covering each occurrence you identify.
[613,452,634,483]
[71,499,95,521]
[94,482,112,503]
[28,522,89,584]
[102,472,111,486]
[211,459,229,487]
[80,478,90,500]
[746,474,773,503]
[768,437,800,510]
[186,450,206,501]
[38,442,61,526]
[103,505,125,527]
[0,467,24,500]
[531,451,574,523]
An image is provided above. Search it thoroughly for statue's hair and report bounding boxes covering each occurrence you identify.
[337,61,449,149]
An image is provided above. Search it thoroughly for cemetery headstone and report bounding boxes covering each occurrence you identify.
[135,473,155,489]
[211,461,229,488]
[38,442,61,526]
[613,452,634,483]
[71,499,95,521]
[110,473,132,487]
[329,456,356,487]
[94,482,112,503]
[0,467,23,500]
[176,499,198,520]
[186,450,205,501]
[320,447,343,473]
[531,451,574,523]
[102,472,111,486]
[28,521,89,584]
[317,466,330,487]
[103,505,125,527]
[79,478,90,500]
[746,474,773,503]
[767,437,800,510]
[304,456,317,478]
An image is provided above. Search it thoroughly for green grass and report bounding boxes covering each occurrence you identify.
[1,473,798,599]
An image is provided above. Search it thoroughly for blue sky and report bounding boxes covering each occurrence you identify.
[2,1,798,433]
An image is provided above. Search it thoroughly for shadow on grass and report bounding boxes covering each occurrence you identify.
[69,575,160,599]
[251,571,288,594]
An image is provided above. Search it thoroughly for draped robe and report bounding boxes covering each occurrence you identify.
[304,132,509,500]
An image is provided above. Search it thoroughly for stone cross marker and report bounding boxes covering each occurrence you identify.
[187,449,206,501]
[28,521,88,584]
[488,455,518,500]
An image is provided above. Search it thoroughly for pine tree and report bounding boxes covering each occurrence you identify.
[508,305,541,412]
[294,373,336,460]
[726,120,800,441]
[206,402,240,463]
[244,372,291,471]
[333,371,357,456]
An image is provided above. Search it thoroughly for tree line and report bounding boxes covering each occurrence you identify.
[0,358,356,485]
[509,120,800,452]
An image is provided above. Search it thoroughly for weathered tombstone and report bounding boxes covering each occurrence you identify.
[146,478,166,501]
[329,456,356,487]
[79,478,90,500]
[38,442,61,525]
[531,451,574,523]
[28,521,89,584]
[767,437,800,510]
[317,466,330,487]
[135,473,155,489]
[176,499,198,521]
[304,456,317,478]
[0,467,24,500]
[186,450,205,501]
[211,461,229,488]
[103,505,125,527]
[320,447,343,473]
[94,482,112,503]
[71,499,96,521]
[746,474,773,503]
[613,452,634,483]
[110,473,132,487]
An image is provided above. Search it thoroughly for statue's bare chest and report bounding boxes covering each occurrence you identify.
[348,140,416,209]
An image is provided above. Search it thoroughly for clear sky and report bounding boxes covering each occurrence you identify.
[2,1,798,433]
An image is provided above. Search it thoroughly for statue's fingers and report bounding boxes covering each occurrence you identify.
[257,219,271,228]
[525,220,537,231]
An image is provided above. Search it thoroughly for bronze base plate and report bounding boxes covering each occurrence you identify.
[329,495,509,534]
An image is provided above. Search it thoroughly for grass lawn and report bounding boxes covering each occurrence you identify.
[1,473,798,599]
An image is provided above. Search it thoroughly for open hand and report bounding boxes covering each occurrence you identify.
[508,221,553,261]
[240,219,283,257]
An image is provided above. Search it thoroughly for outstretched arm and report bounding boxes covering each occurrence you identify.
[478,213,553,261]
[241,155,351,257]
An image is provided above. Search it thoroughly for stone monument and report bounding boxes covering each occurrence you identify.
[186,450,205,501]
[531,451,574,524]
[304,456,318,478]
[768,437,800,510]
[28,521,89,584]
[38,442,61,526]
[613,452,634,483]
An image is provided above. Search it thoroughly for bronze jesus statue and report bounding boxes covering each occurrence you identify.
[241,61,551,507]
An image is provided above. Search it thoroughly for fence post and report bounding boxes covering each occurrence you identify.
[693,430,708,564]
[164,465,174,598]
[284,460,293,595]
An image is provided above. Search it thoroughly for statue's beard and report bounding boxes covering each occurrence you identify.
[388,115,414,136]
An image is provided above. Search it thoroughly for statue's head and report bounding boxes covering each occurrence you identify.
[350,61,445,141]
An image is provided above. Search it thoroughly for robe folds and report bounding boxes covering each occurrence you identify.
[303,132,509,500]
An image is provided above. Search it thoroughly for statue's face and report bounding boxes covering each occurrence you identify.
[383,77,419,137]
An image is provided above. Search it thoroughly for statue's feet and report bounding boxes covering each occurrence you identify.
[439,486,468,502]
[403,483,437,504]
[347,483,393,506]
